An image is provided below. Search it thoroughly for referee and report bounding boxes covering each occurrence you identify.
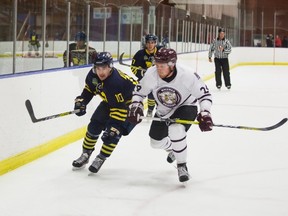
[208,28,232,90]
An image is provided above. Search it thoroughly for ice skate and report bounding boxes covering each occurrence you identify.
[167,151,176,163]
[88,155,106,173]
[72,149,93,170]
[177,163,190,182]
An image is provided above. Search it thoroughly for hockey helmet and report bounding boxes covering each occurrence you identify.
[75,31,87,41]
[94,52,113,68]
[218,28,225,33]
[155,48,177,66]
[145,34,158,43]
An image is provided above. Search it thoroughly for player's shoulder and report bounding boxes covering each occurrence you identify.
[175,63,199,82]
[142,66,158,80]
[134,49,145,57]
[69,43,77,50]
[111,68,130,81]
[175,63,192,75]
[88,46,97,51]
[156,45,163,50]
[86,68,96,79]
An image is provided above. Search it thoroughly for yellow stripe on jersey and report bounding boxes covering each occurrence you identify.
[132,68,138,75]
[84,84,93,94]
[109,108,127,121]
[110,108,127,113]
[118,70,138,85]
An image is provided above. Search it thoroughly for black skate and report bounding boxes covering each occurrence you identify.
[88,155,106,173]
[167,151,176,163]
[177,163,190,182]
[72,149,93,169]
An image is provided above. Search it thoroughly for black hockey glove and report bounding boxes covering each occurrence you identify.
[101,126,121,144]
[127,102,144,124]
[74,96,86,116]
[197,111,213,132]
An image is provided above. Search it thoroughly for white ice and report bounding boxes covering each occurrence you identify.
[0,64,288,216]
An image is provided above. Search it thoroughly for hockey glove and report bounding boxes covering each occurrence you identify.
[74,96,86,116]
[101,126,121,144]
[127,102,144,124]
[197,111,213,132]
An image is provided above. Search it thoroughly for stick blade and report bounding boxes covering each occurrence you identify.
[263,118,288,131]
[25,100,38,123]
[119,52,125,64]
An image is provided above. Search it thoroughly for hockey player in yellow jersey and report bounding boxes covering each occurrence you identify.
[72,52,138,173]
[131,34,163,117]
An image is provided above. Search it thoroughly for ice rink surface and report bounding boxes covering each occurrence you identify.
[1,62,288,216]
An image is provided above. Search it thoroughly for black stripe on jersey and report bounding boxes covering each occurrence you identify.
[133,93,146,99]
[171,136,186,143]
[173,145,187,153]
[200,98,213,104]
[198,94,211,101]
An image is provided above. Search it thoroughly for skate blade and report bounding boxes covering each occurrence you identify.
[72,165,86,171]
[181,181,189,188]
[88,172,98,176]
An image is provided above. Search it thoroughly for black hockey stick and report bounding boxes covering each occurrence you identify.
[25,99,80,123]
[119,52,146,71]
[140,116,288,131]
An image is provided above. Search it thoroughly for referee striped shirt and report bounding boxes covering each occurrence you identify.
[208,37,232,59]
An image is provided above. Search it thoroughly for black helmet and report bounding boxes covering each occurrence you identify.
[75,31,87,41]
[145,34,158,43]
[94,52,113,67]
[155,48,177,65]
[218,28,225,33]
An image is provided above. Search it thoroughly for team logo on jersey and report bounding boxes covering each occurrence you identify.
[156,87,181,108]
[92,78,102,92]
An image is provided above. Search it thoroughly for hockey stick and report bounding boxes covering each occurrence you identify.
[140,116,288,131]
[25,99,80,123]
[119,52,146,72]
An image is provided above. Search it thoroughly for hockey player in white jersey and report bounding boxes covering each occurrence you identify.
[127,48,213,182]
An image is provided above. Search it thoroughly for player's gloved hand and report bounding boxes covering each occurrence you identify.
[74,96,86,116]
[101,126,121,144]
[197,110,213,132]
[127,102,144,124]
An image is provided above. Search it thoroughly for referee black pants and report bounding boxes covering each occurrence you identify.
[214,57,231,87]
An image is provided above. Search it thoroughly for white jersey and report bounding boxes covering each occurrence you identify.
[132,63,212,119]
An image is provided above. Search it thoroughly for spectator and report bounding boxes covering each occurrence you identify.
[161,31,169,48]
[275,35,282,47]
[266,34,273,47]
[282,36,288,48]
